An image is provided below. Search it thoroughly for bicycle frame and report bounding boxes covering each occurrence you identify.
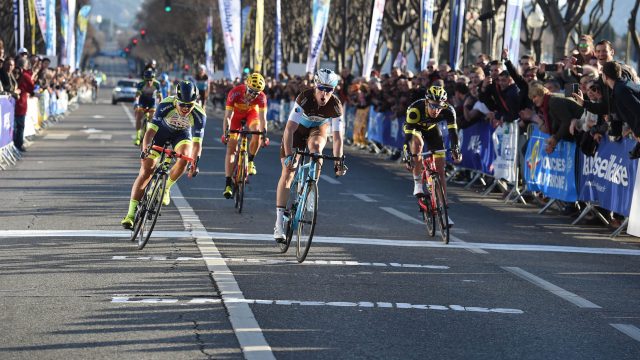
[416,151,440,214]
[229,121,264,213]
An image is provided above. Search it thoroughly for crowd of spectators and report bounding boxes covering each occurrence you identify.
[207,34,639,227]
[0,38,95,152]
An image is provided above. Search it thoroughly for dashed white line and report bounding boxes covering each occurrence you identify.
[352,193,377,202]
[88,134,112,140]
[111,296,523,314]
[44,133,70,140]
[320,174,341,184]
[502,267,601,309]
[380,207,423,225]
[610,324,640,342]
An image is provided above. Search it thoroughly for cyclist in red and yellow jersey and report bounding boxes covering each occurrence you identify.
[221,73,268,199]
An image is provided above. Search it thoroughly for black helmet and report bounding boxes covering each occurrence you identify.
[425,85,447,103]
[176,80,198,103]
[143,69,155,80]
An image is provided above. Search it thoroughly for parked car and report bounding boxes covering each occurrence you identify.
[112,79,138,104]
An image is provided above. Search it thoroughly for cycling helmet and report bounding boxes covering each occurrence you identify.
[176,80,198,103]
[245,73,265,91]
[159,73,169,82]
[425,85,447,103]
[314,68,340,88]
[143,69,155,80]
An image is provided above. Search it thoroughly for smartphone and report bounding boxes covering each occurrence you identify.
[546,64,558,71]
[564,83,579,97]
[572,83,580,94]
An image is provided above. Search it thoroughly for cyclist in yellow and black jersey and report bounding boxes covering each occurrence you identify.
[403,85,462,225]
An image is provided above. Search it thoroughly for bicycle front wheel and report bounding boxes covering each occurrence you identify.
[234,152,246,212]
[137,175,166,250]
[279,178,299,253]
[420,196,436,237]
[296,181,318,263]
[432,177,449,244]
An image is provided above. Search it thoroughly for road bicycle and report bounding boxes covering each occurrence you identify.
[130,143,194,250]
[279,149,345,263]
[228,121,266,213]
[404,150,449,244]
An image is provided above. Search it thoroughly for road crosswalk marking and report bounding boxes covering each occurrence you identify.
[44,133,71,140]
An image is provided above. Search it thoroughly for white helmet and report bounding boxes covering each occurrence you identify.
[314,68,340,88]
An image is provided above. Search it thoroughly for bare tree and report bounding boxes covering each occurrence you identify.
[629,0,640,72]
[535,0,590,60]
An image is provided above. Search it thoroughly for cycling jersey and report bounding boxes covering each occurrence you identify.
[148,96,207,147]
[226,84,267,130]
[136,79,162,108]
[289,88,343,131]
[404,99,459,152]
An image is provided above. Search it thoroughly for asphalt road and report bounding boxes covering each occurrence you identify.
[1,90,639,360]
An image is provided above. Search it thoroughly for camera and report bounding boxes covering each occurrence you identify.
[545,64,558,72]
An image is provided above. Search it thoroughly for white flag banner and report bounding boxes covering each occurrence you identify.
[67,0,76,71]
[502,0,525,64]
[306,0,331,74]
[491,121,519,183]
[34,0,47,41]
[45,0,56,56]
[628,165,640,237]
[218,0,241,80]
[362,0,385,78]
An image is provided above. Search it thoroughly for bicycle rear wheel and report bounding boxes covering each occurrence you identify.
[137,175,166,250]
[296,181,318,263]
[420,196,436,237]
[432,177,449,244]
[279,178,299,253]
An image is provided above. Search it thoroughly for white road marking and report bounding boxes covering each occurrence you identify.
[197,171,227,176]
[122,104,135,126]
[111,296,523,314]
[352,193,377,202]
[380,207,423,225]
[610,324,640,342]
[44,133,70,140]
[2,230,640,256]
[502,267,601,309]
[88,134,112,140]
[110,256,450,269]
[91,115,105,119]
[81,128,104,133]
[171,185,275,360]
[320,174,341,184]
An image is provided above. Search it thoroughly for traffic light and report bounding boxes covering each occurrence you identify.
[140,29,146,38]
[124,47,130,53]
[132,38,138,45]
[164,0,172,12]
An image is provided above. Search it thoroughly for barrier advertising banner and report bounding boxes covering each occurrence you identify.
[1,96,15,148]
[491,121,518,182]
[577,136,638,217]
[523,125,577,202]
[628,165,640,237]
[459,120,494,174]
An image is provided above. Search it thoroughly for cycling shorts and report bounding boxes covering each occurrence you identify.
[279,122,328,158]
[138,97,157,109]
[230,108,259,134]
[147,123,192,160]
[404,124,445,155]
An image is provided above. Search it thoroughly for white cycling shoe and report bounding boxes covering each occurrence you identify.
[447,216,454,228]
[413,183,424,197]
[273,224,285,243]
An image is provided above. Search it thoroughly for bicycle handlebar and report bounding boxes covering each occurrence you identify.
[228,129,266,135]
[294,149,345,162]
[150,145,195,162]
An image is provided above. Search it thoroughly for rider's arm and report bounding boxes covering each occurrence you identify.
[223,89,237,133]
[155,81,163,102]
[134,82,143,108]
[257,93,268,133]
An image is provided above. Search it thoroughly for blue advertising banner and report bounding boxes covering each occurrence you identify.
[458,120,495,174]
[366,107,405,149]
[267,99,280,123]
[1,96,16,148]
[578,136,638,216]
[524,126,578,202]
[343,105,356,140]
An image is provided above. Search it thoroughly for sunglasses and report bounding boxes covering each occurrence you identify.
[246,88,259,96]
[317,85,335,93]
[578,43,590,48]
[427,102,443,110]
[176,100,195,109]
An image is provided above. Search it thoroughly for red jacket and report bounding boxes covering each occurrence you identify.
[15,69,34,116]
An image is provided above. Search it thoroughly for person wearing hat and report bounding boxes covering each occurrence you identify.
[17,47,29,57]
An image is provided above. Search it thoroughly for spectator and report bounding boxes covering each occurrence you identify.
[0,57,19,99]
[521,82,583,154]
[14,56,35,152]
[600,61,640,158]
[594,40,615,69]
[575,34,596,66]
[0,38,4,60]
